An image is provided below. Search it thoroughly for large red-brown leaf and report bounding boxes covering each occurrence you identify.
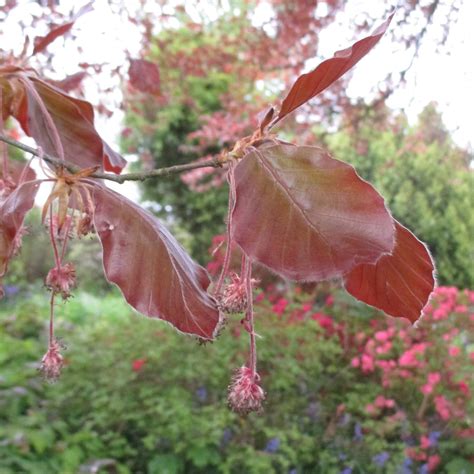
[129,59,161,95]
[33,22,75,55]
[274,13,394,125]
[92,186,221,339]
[231,144,395,281]
[16,76,126,173]
[344,221,435,323]
[0,180,40,278]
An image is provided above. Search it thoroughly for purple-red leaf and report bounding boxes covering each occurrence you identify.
[274,13,394,125]
[33,22,75,55]
[92,186,221,339]
[51,71,88,92]
[344,221,435,323]
[231,144,394,281]
[129,59,161,95]
[17,76,126,173]
[0,180,40,279]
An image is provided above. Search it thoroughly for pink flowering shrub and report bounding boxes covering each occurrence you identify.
[249,283,474,472]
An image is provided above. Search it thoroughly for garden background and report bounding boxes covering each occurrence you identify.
[0,1,472,473]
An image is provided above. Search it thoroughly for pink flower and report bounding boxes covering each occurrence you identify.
[365,403,376,415]
[458,381,470,396]
[351,357,360,368]
[448,346,461,357]
[272,298,288,316]
[40,339,64,382]
[427,454,441,471]
[434,395,450,420]
[361,353,375,373]
[454,305,468,314]
[420,435,431,450]
[374,330,391,342]
[132,358,146,372]
[399,343,428,367]
[228,366,265,415]
[45,263,76,299]
[325,294,334,307]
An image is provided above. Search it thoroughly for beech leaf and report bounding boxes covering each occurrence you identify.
[33,22,74,55]
[231,144,394,281]
[274,13,394,125]
[0,180,40,279]
[92,186,221,339]
[17,76,126,173]
[344,221,435,323]
[129,59,161,95]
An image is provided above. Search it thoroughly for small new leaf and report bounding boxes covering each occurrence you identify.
[33,22,75,55]
[274,13,394,125]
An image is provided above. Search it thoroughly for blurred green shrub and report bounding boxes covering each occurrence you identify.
[1,285,472,473]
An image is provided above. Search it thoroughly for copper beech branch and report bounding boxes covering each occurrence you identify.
[0,133,223,183]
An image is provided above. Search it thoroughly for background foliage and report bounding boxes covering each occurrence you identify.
[1,286,472,473]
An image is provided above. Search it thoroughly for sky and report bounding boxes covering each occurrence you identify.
[1,0,472,202]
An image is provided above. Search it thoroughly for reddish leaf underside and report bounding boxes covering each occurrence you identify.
[16,76,126,173]
[129,59,161,95]
[274,13,394,125]
[344,221,435,323]
[232,144,395,281]
[0,180,40,279]
[33,22,75,55]
[51,71,88,92]
[92,186,221,339]
[0,157,36,189]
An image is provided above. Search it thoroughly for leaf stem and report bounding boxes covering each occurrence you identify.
[0,133,223,183]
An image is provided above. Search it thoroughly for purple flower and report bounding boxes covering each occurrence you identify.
[196,386,208,402]
[354,422,363,441]
[428,430,441,446]
[220,428,233,446]
[418,464,429,474]
[373,451,390,467]
[397,458,413,474]
[340,468,353,474]
[264,437,280,453]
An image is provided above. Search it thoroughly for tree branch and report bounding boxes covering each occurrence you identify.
[0,133,223,183]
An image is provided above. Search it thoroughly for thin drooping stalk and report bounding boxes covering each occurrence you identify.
[48,205,61,268]
[244,254,257,377]
[49,292,56,345]
[60,210,73,261]
[214,160,237,296]
[0,90,9,180]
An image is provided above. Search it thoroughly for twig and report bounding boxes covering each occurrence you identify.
[0,133,223,183]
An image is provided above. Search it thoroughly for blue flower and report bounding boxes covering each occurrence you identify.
[340,468,352,474]
[264,437,280,453]
[373,451,390,467]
